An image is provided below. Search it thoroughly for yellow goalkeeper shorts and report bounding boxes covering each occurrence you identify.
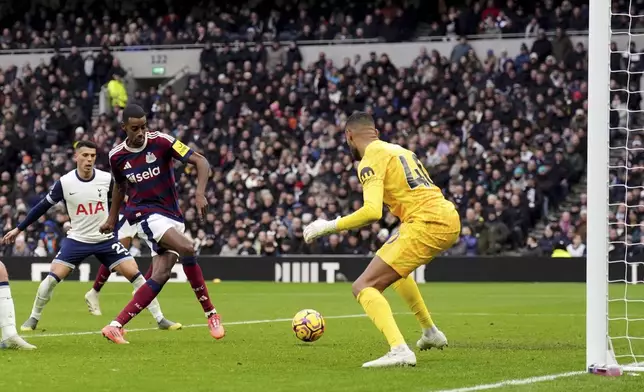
[376,208,461,278]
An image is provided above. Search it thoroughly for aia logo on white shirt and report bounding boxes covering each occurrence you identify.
[76,202,105,215]
[146,152,157,164]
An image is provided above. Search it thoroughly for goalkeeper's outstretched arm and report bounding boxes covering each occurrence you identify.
[303,160,386,244]
[336,180,384,231]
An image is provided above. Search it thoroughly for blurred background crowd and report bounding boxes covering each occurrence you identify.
[0,0,629,260]
[0,0,596,49]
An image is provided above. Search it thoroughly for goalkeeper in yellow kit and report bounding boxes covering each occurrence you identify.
[304,112,461,368]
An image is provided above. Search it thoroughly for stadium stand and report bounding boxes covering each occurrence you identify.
[0,0,423,47]
[0,0,591,49]
[0,0,595,258]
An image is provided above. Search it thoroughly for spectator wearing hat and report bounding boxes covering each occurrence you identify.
[551,239,572,258]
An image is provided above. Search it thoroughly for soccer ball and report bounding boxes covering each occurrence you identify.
[292,309,325,342]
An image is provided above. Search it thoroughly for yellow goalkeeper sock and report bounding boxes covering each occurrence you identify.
[357,287,406,348]
[392,275,435,329]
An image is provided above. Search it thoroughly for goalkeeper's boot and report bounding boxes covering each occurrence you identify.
[417,328,448,351]
[362,344,416,368]
[158,318,183,331]
[84,289,102,316]
[0,335,36,350]
[20,317,39,332]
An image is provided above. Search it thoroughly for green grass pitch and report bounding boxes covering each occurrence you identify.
[1,281,643,392]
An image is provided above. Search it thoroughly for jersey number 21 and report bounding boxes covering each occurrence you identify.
[399,154,434,189]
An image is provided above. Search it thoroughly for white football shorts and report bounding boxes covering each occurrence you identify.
[135,213,185,257]
[117,214,138,240]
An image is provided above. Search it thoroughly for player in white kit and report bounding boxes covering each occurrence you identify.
[0,261,36,350]
[1,141,179,332]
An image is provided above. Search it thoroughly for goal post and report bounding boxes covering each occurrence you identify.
[587,0,644,372]
[586,0,612,371]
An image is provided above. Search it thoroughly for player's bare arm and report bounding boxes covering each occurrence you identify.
[187,151,210,221]
[100,180,126,234]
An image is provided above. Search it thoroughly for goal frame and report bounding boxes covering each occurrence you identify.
[587,0,644,372]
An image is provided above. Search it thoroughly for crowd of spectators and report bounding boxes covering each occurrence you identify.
[0,11,602,258]
[0,0,609,52]
[428,0,590,39]
[0,0,422,49]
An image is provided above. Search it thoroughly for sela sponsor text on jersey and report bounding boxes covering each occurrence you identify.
[108,132,194,222]
[126,166,161,183]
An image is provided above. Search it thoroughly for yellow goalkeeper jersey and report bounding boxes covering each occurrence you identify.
[337,140,453,231]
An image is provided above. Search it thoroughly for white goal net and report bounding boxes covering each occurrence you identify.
[588,0,644,372]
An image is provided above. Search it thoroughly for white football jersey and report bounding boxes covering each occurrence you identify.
[46,169,113,243]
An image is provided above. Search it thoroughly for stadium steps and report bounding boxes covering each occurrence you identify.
[530,141,619,243]
[92,92,100,118]
[527,174,587,242]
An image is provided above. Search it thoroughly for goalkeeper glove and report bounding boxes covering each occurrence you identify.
[303,217,339,244]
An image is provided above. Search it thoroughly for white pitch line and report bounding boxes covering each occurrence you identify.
[438,312,584,317]
[434,371,586,392]
[25,313,371,339]
[24,311,588,339]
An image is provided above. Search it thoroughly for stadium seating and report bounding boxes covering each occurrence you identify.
[0,0,593,258]
[0,0,589,49]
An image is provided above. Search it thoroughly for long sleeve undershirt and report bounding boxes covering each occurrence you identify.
[17,198,55,231]
[336,179,384,231]
[17,180,63,231]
